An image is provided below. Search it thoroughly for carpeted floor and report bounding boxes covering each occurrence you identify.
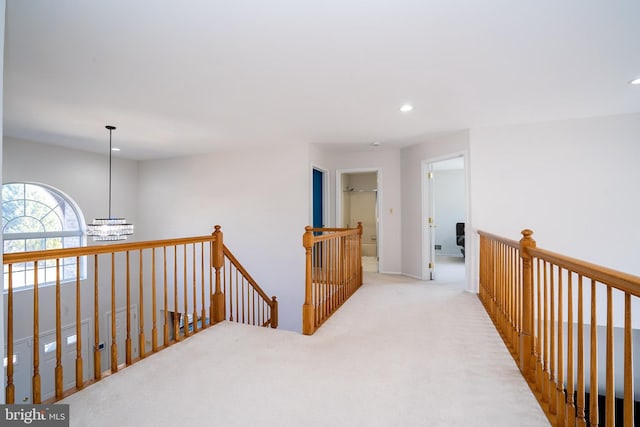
[61,271,549,426]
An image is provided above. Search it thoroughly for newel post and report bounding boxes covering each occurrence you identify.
[519,229,536,382]
[212,225,226,324]
[302,226,315,335]
[270,296,278,329]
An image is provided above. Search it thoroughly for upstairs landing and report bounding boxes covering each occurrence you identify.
[62,269,548,426]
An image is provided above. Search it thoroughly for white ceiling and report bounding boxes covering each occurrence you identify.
[4,1,640,160]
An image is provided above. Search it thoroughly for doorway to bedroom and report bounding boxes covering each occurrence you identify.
[423,156,467,283]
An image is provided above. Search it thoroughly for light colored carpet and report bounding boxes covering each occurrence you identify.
[61,272,549,427]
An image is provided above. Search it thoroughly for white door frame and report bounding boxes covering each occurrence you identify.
[421,151,471,290]
[336,168,382,270]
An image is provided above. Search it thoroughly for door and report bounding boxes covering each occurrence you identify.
[312,168,324,230]
[426,165,436,280]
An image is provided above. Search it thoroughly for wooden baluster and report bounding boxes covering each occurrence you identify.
[6,264,15,403]
[228,258,234,322]
[514,246,520,360]
[557,268,566,427]
[331,237,335,310]
[33,261,41,403]
[543,260,550,405]
[201,243,206,328]
[605,286,614,427]
[319,241,323,321]
[567,273,576,427]
[323,239,327,319]
[173,246,179,341]
[55,259,63,398]
[126,252,132,365]
[139,249,146,357]
[235,268,239,323]
[536,258,543,393]
[209,243,213,325]
[549,265,557,415]
[497,243,503,335]
[210,242,215,324]
[75,257,83,389]
[576,275,587,427]
[192,243,198,333]
[623,293,633,427]
[512,246,516,341]
[163,246,169,347]
[589,279,599,427]
[94,255,101,379]
[152,248,158,352]
[312,242,317,326]
[111,253,118,373]
[242,277,246,324]
[253,288,256,325]
[271,296,278,328]
[183,244,189,337]
[212,225,225,323]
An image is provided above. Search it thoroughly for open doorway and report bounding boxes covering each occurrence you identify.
[337,170,379,273]
[422,156,467,283]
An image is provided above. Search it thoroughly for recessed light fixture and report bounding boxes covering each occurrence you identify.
[630,77,640,85]
[399,104,413,113]
[370,141,381,147]
[111,147,121,152]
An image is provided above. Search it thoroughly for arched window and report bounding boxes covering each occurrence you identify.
[2,182,86,290]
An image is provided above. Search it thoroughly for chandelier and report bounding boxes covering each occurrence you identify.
[86,125,134,241]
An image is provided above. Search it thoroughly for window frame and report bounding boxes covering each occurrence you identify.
[2,182,88,292]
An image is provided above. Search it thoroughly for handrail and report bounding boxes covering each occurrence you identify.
[3,225,277,405]
[477,230,520,249]
[478,229,639,427]
[527,246,640,297]
[222,245,278,328]
[3,235,217,263]
[302,223,363,335]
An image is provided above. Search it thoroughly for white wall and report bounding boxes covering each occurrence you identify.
[137,145,309,332]
[400,131,470,279]
[470,113,640,275]
[317,148,402,274]
[469,113,640,328]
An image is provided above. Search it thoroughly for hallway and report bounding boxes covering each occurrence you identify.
[61,271,548,426]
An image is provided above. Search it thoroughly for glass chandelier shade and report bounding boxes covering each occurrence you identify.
[86,125,134,241]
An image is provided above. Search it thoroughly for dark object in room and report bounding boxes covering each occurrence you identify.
[456,222,465,258]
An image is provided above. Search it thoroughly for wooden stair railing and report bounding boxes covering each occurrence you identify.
[222,245,278,328]
[3,225,276,405]
[302,223,363,335]
[479,229,639,427]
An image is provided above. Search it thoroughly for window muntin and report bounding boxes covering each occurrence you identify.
[2,182,86,291]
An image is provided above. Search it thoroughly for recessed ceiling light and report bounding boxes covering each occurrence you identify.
[630,77,640,85]
[111,147,121,152]
[399,104,413,113]
[370,141,381,147]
